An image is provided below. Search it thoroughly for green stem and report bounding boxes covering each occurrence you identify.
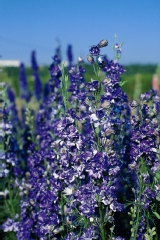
[6,177,15,216]
[93,63,100,80]
[133,175,143,239]
[98,202,106,240]
[61,64,69,115]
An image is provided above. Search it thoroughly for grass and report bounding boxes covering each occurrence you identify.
[1,64,157,100]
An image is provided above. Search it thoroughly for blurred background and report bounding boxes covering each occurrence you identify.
[0,0,160,100]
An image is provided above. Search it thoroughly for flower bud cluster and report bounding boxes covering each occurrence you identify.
[87,39,108,65]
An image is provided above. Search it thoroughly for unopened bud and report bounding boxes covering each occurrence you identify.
[78,56,83,63]
[130,100,139,108]
[87,55,94,64]
[97,39,108,48]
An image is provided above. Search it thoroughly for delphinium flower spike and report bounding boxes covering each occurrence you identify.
[128,90,160,238]
[67,44,73,69]
[19,63,31,102]
[31,51,42,101]
[87,39,108,79]
[7,86,20,128]
[1,87,20,239]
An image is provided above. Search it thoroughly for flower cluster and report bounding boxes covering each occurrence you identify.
[1,40,160,240]
[87,39,108,64]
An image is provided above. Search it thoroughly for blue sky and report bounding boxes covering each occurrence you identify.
[0,0,160,66]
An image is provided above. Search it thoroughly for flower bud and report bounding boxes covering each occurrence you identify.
[130,100,139,108]
[87,55,94,64]
[78,56,83,63]
[97,39,108,48]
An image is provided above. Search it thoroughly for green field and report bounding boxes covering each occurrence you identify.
[1,64,157,101]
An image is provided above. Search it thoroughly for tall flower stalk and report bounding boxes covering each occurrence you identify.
[31,50,42,101]
[129,90,160,239]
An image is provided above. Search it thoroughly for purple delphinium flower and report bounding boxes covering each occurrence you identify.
[63,44,130,239]
[87,40,108,66]
[64,232,79,240]
[129,90,160,171]
[43,82,51,103]
[7,86,20,127]
[41,54,63,120]
[89,45,100,56]
[55,43,61,64]
[1,100,21,177]
[67,59,87,121]
[33,72,42,101]
[141,186,156,209]
[7,86,16,103]
[16,148,62,239]
[79,226,99,239]
[64,226,99,240]
[113,43,123,61]
[49,56,62,84]
[16,62,66,238]
[31,50,39,71]
[14,42,160,239]
[86,79,99,92]
[74,182,99,217]
[19,63,31,102]
[100,60,131,159]
[2,218,19,232]
[68,65,86,106]
[67,44,73,69]
[128,90,160,239]
[31,51,42,101]
[103,59,126,77]
[51,108,124,235]
[35,109,52,149]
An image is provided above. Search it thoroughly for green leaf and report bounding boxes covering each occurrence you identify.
[153,211,160,219]
[49,131,55,139]
[156,194,160,201]
[120,80,127,86]
[95,127,100,134]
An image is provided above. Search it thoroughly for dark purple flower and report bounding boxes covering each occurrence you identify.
[7,86,15,103]
[64,232,78,240]
[97,56,106,68]
[89,45,100,56]
[67,44,73,67]
[139,89,157,102]
[96,108,105,119]
[69,67,83,81]
[43,82,50,102]
[79,226,99,239]
[141,187,155,209]
[86,79,99,92]
[49,63,62,79]
[53,54,61,64]
[103,60,126,76]
[19,63,31,101]
[2,218,19,232]
[33,72,42,101]
[31,50,39,71]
